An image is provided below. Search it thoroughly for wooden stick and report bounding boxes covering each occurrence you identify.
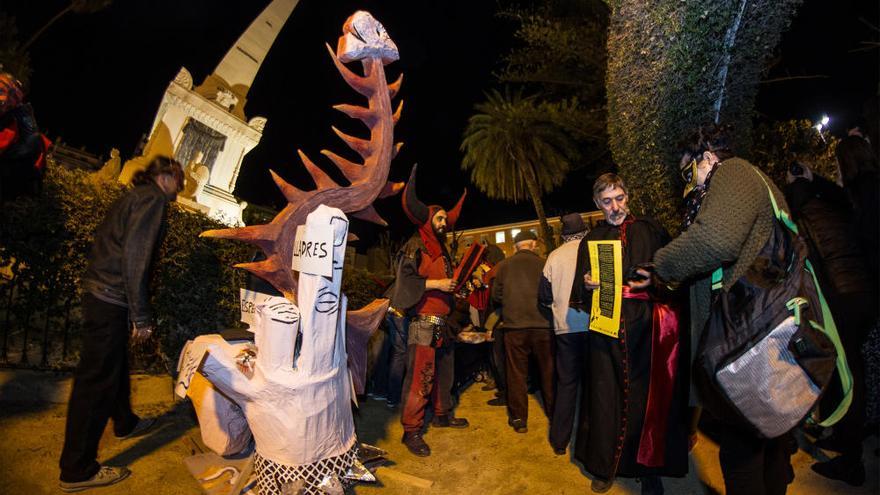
[374,466,434,489]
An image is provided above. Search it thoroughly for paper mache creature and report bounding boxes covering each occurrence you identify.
[176,10,403,495]
[199,205,356,494]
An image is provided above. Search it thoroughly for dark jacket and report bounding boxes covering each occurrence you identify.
[785,176,874,297]
[491,249,551,330]
[81,182,169,327]
[846,170,879,281]
[654,158,788,372]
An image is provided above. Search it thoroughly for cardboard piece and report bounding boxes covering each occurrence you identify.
[588,240,622,338]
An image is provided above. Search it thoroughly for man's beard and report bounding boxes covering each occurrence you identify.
[432,225,447,238]
[607,207,629,226]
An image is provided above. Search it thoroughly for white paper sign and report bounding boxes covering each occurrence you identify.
[239,288,275,326]
[291,223,334,277]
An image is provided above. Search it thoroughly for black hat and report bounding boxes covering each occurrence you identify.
[513,229,538,244]
[560,213,587,236]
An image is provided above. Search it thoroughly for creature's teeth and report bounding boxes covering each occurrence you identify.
[297,150,338,189]
[333,104,378,127]
[392,99,404,125]
[268,169,307,203]
[331,126,372,160]
[392,142,403,159]
[377,181,404,199]
[350,205,388,226]
[388,73,404,99]
[321,150,363,182]
[326,43,373,97]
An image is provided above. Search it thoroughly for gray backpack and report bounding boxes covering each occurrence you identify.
[694,169,852,438]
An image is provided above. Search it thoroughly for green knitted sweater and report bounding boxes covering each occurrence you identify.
[653,157,788,373]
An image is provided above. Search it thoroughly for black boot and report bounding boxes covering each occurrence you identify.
[431,415,469,428]
[811,455,865,487]
[590,477,613,493]
[639,476,664,495]
[401,432,431,457]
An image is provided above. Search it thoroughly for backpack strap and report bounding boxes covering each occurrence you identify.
[753,168,852,427]
[804,258,853,427]
[709,168,853,426]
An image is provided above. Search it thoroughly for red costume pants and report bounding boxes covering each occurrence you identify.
[400,321,455,433]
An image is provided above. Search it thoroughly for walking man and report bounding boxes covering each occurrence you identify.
[59,156,183,492]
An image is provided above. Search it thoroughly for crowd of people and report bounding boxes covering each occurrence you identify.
[47,117,876,494]
[371,123,878,495]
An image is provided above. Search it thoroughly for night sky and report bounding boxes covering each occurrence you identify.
[3,0,878,243]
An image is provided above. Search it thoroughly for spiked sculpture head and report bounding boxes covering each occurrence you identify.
[201,12,404,303]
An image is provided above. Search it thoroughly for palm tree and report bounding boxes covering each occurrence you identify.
[461,88,579,251]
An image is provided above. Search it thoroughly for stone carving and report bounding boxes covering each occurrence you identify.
[248,116,268,133]
[174,67,193,90]
[181,151,211,200]
[214,87,239,111]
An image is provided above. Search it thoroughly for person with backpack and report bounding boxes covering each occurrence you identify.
[650,125,799,495]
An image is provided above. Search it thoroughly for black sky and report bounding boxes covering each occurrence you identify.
[3,0,878,242]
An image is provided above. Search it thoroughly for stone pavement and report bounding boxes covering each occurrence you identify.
[0,370,876,494]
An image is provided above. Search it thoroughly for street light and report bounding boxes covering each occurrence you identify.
[814,114,830,143]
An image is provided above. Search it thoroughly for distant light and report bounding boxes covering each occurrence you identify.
[821,115,830,126]
[815,123,824,132]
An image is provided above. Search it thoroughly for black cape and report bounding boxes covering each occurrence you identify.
[570,217,688,480]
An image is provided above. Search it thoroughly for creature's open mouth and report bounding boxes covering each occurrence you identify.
[315,287,339,314]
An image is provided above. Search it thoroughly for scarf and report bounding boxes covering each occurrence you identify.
[681,163,719,230]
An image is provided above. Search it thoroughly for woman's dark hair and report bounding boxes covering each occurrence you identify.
[678,123,736,165]
[131,155,183,188]
[835,135,877,186]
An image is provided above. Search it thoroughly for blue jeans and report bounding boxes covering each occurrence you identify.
[385,314,409,405]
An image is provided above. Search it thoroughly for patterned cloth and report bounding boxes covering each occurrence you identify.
[254,445,358,495]
[681,163,719,230]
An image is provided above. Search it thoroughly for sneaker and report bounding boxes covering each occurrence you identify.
[590,477,613,493]
[401,432,431,457]
[487,397,506,406]
[60,466,131,492]
[431,415,469,428]
[385,400,398,409]
[811,456,865,487]
[508,418,527,434]
[115,417,157,439]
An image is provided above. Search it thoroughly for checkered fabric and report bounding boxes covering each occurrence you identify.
[253,445,357,495]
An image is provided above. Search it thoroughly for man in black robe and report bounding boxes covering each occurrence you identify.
[569,173,688,494]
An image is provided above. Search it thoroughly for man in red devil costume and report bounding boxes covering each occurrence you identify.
[386,165,469,457]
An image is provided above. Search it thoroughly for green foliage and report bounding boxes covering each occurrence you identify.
[606,0,803,233]
[342,268,390,311]
[752,119,839,185]
[497,0,609,166]
[461,88,582,249]
[0,165,252,370]
[0,13,32,87]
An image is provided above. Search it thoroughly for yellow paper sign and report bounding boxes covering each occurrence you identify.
[588,240,622,338]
